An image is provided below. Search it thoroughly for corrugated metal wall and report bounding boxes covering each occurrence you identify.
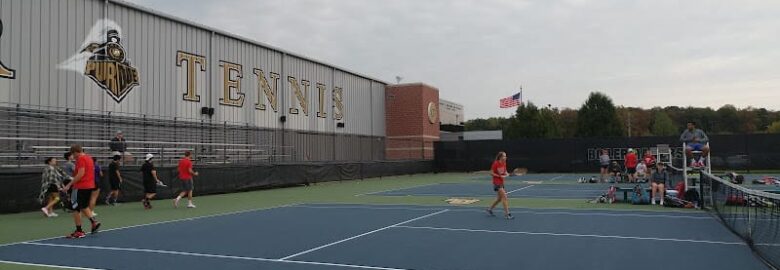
[0,0,386,161]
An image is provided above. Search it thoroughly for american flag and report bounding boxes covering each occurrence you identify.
[499,93,522,108]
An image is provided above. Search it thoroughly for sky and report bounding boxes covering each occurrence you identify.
[125,0,780,120]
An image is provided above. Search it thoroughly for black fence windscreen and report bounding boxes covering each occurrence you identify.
[435,134,780,172]
[0,160,434,213]
[700,171,780,270]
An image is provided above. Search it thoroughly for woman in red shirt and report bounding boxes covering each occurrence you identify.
[624,149,638,183]
[487,151,513,220]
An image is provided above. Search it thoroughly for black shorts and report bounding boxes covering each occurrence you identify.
[600,165,609,169]
[627,167,636,174]
[143,180,157,194]
[109,178,121,191]
[180,179,193,191]
[71,188,94,211]
[652,179,666,185]
[46,184,59,193]
[493,184,505,192]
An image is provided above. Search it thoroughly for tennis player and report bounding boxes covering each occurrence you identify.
[174,151,198,208]
[486,151,514,220]
[61,145,101,238]
[141,154,163,209]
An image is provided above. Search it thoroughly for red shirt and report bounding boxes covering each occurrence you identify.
[625,153,638,168]
[178,157,193,180]
[491,160,507,185]
[73,154,95,189]
[643,154,656,166]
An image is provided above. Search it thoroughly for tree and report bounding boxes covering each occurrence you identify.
[768,121,780,134]
[651,111,677,136]
[504,102,559,139]
[617,107,652,137]
[558,108,578,138]
[576,92,623,137]
[715,105,740,134]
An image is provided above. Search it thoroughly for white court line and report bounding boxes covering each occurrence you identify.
[21,243,410,270]
[394,226,745,246]
[279,209,449,260]
[354,183,438,197]
[292,204,713,220]
[0,203,301,248]
[0,260,105,270]
[548,175,564,182]
[507,185,535,194]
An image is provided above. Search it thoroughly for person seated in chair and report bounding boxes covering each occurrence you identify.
[679,121,709,168]
[609,161,622,183]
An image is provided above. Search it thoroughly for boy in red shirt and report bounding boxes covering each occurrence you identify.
[486,151,513,220]
[61,145,101,238]
[174,151,199,208]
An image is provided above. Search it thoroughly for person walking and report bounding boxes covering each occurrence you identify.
[104,155,123,205]
[61,145,101,238]
[174,151,199,208]
[486,151,514,220]
[40,157,70,217]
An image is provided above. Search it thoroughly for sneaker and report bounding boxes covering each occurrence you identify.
[49,212,59,217]
[187,203,196,209]
[505,213,515,220]
[90,222,101,234]
[486,208,495,216]
[91,212,98,217]
[651,199,656,205]
[174,198,180,208]
[41,207,50,217]
[66,231,86,239]
[660,200,665,206]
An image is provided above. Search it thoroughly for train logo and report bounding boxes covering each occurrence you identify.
[0,20,16,79]
[81,29,139,103]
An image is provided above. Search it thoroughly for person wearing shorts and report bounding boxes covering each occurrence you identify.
[61,145,101,238]
[105,155,122,205]
[624,149,638,183]
[486,151,513,220]
[599,149,610,182]
[141,153,162,209]
[40,157,69,217]
[88,157,103,216]
[680,121,710,167]
[174,151,199,208]
[650,163,669,205]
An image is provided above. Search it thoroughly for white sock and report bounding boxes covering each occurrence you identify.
[176,196,182,200]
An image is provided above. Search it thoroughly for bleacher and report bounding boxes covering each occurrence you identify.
[0,104,294,167]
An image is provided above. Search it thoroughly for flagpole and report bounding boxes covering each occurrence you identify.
[519,85,523,104]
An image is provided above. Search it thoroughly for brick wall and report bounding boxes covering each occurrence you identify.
[385,83,440,160]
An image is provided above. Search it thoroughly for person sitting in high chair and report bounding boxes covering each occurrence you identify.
[680,121,710,168]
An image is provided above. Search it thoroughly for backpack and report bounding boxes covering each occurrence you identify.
[675,182,686,199]
[606,186,617,203]
[663,195,694,208]
[725,194,746,206]
[684,189,700,206]
[631,185,650,204]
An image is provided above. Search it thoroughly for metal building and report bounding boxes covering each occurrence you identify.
[0,0,387,164]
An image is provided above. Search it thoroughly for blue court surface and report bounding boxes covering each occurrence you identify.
[0,204,770,270]
[367,182,638,199]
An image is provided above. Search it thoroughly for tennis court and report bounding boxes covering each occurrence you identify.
[0,172,777,270]
[0,203,770,270]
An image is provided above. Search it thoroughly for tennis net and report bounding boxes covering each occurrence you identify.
[700,171,780,269]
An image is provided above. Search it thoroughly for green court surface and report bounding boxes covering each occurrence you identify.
[0,172,700,270]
